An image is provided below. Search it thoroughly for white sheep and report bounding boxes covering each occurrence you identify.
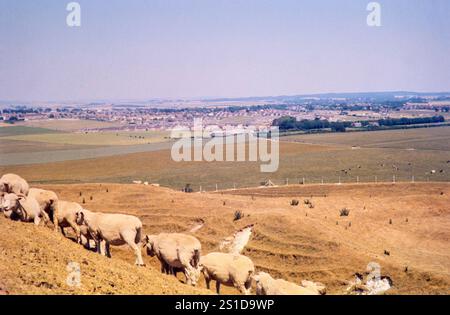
[75,209,145,266]
[145,233,202,286]
[199,252,255,295]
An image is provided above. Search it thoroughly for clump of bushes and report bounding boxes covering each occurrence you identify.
[233,210,244,221]
[182,184,193,193]
[290,199,299,206]
[340,208,350,216]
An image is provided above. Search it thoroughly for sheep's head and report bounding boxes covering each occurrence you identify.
[252,272,271,294]
[144,235,156,256]
[75,210,85,225]
[185,267,201,287]
[2,193,28,220]
[1,193,19,212]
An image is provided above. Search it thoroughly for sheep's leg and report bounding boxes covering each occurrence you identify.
[237,284,251,295]
[105,242,111,258]
[204,275,211,290]
[67,219,81,243]
[80,234,89,249]
[177,249,195,285]
[60,227,66,237]
[92,234,102,255]
[124,234,145,266]
[162,262,171,274]
[52,207,59,233]
[216,281,221,295]
[96,240,102,254]
[33,215,41,226]
[244,277,253,295]
[183,268,192,285]
[41,210,51,226]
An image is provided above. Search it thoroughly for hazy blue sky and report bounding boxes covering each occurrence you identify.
[0,0,449,101]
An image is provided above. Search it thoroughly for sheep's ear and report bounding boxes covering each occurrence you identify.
[4,183,9,192]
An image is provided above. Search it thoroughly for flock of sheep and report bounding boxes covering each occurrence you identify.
[0,173,326,295]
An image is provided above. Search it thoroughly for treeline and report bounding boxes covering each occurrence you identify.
[272,115,445,132]
[377,115,444,126]
[272,116,351,132]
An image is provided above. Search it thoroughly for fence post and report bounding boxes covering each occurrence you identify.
[233,183,236,190]
[375,175,377,183]
[393,175,396,183]
[302,177,305,185]
[199,185,202,192]
[356,176,359,183]
[411,176,414,183]
[216,183,218,191]
[321,177,324,184]
[338,176,341,184]
[286,178,289,185]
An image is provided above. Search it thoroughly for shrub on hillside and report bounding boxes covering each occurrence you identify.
[340,208,350,216]
[233,210,244,221]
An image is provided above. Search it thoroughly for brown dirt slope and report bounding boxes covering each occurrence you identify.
[0,215,209,295]
[1,182,449,295]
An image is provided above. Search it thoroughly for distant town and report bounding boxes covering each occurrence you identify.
[1,91,449,135]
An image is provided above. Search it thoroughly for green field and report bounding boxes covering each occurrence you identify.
[283,126,450,151]
[17,119,123,131]
[0,125,59,137]
[1,125,449,189]
[1,140,449,190]
[3,131,168,146]
[0,124,170,146]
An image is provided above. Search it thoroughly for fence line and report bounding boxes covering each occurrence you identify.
[181,174,446,193]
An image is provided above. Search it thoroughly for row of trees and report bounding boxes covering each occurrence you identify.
[272,115,446,132]
[378,115,444,126]
[272,116,351,132]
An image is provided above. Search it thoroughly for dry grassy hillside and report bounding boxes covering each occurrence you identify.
[0,215,210,295]
[1,182,447,294]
